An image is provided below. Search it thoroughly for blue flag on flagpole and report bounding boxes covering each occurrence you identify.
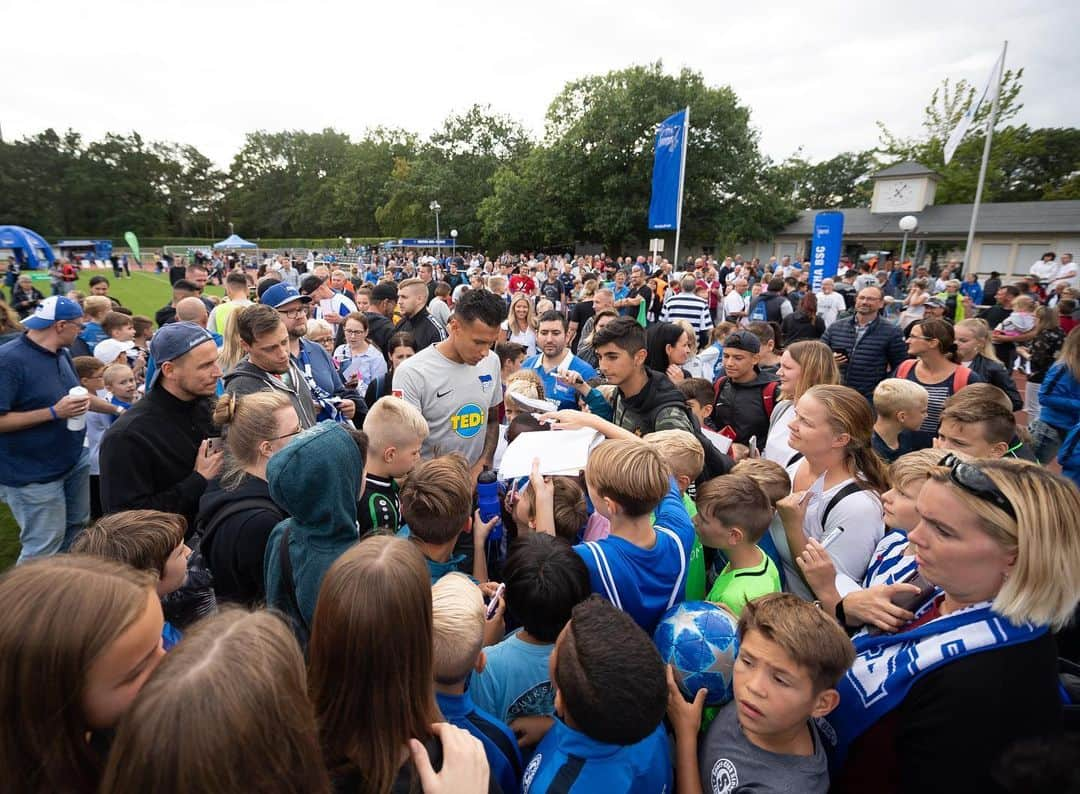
[648,109,688,230]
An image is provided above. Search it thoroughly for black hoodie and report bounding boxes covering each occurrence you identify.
[612,369,733,478]
[197,476,284,607]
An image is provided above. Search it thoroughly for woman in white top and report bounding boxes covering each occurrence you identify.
[772,384,888,601]
[898,278,930,328]
[501,293,537,357]
[764,340,839,467]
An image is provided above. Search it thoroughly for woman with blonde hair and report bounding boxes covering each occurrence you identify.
[0,556,164,793]
[501,293,537,357]
[217,307,246,375]
[825,457,1080,793]
[100,609,329,794]
[195,392,299,606]
[953,318,1023,410]
[773,384,888,601]
[764,340,839,466]
[309,535,490,793]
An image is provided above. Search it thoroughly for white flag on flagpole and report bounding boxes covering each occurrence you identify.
[943,51,1004,165]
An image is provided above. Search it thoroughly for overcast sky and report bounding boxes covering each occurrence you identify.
[5,0,1078,170]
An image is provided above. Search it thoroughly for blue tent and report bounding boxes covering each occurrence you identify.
[213,233,257,250]
[0,225,55,270]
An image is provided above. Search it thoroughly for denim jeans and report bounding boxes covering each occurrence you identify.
[1028,419,1065,466]
[0,449,90,564]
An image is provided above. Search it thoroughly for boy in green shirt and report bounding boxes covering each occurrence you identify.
[694,473,781,616]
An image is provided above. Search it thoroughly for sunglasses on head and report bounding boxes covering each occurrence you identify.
[938,453,1017,522]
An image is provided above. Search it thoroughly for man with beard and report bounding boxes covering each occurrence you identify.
[261,283,363,425]
[100,322,224,532]
[223,304,317,428]
[523,311,598,410]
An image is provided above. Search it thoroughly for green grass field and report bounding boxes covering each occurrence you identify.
[0,269,225,570]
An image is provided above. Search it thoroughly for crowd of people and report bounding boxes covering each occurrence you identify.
[1,246,1079,794]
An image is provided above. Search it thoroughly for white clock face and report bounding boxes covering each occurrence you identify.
[882,181,915,210]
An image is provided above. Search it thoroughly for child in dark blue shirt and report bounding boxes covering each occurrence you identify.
[524,596,671,793]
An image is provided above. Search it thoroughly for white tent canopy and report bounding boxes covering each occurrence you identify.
[213,233,257,249]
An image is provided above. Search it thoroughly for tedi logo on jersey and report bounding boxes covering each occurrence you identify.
[451,403,484,438]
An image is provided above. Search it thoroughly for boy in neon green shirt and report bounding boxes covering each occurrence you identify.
[694,473,781,616]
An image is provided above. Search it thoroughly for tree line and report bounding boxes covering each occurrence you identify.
[1,62,1077,254]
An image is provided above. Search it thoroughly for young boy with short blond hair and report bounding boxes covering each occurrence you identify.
[872,378,929,462]
[359,396,429,535]
[430,572,522,794]
[650,429,709,599]
[668,593,855,794]
[576,438,695,632]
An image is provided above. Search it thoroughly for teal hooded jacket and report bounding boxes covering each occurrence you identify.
[263,421,363,645]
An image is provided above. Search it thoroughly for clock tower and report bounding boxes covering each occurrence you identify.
[869,161,941,214]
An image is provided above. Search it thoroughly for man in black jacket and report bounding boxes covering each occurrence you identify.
[365,281,398,355]
[100,322,223,533]
[395,278,447,351]
[821,286,908,401]
[590,317,732,479]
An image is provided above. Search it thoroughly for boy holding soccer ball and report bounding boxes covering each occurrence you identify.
[667,593,854,794]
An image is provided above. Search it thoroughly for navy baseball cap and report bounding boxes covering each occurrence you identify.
[23,296,84,330]
[148,322,215,390]
[260,283,311,309]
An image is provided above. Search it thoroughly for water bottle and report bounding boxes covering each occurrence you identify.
[66,386,89,432]
[476,470,504,542]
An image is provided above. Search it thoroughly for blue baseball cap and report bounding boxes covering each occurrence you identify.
[260,282,311,309]
[23,296,84,330]
[147,322,215,390]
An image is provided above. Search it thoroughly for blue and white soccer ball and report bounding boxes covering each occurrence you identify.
[653,601,739,706]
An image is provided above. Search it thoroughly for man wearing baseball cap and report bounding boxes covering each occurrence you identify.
[710,330,780,453]
[0,297,123,561]
[365,281,399,355]
[99,321,224,532]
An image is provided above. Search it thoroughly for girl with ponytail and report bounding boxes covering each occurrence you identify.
[773,384,888,602]
[194,391,299,606]
[895,318,984,449]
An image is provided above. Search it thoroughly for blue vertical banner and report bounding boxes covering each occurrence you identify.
[810,211,845,293]
[648,109,688,230]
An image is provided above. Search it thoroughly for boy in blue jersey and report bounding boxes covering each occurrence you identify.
[523,596,671,794]
[431,572,523,794]
[574,437,696,633]
[471,534,591,724]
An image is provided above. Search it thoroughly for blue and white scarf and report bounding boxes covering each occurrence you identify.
[820,597,1046,766]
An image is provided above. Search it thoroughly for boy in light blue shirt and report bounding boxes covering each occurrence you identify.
[471,534,591,723]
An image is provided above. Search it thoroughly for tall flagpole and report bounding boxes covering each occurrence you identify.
[963,41,1006,277]
[672,106,690,269]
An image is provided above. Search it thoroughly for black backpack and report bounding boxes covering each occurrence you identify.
[163,496,282,628]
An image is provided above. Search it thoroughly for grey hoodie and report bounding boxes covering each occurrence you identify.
[222,358,318,428]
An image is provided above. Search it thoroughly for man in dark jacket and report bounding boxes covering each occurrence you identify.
[747,278,793,324]
[590,317,732,478]
[222,304,318,429]
[821,286,908,401]
[365,281,398,356]
[100,322,223,533]
[710,330,779,452]
[395,278,446,351]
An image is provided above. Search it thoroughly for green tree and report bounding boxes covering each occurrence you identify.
[766,149,877,209]
[532,62,790,254]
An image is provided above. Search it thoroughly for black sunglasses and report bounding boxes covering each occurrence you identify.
[939,454,1017,522]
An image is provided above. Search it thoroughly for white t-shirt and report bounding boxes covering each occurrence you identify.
[770,461,885,601]
[722,291,746,322]
[816,291,846,327]
[1030,260,1060,283]
[763,401,798,467]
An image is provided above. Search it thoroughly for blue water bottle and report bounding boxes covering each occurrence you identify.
[476,470,504,542]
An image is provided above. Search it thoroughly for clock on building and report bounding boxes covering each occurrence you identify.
[870,162,940,214]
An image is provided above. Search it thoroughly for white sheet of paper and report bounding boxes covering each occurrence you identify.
[701,427,734,455]
[497,427,603,480]
[319,299,335,319]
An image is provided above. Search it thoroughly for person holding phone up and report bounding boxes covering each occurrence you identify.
[820,286,908,402]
